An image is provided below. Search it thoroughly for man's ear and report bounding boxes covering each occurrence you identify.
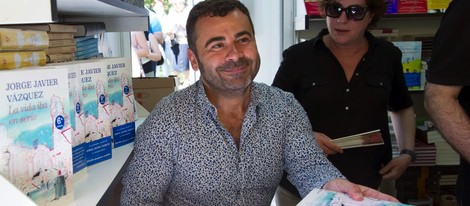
[188,48,199,71]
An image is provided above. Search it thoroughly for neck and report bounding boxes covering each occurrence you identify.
[324,35,368,54]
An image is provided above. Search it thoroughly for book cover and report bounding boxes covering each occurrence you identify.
[386,0,398,14]
[78,61,112,166]
[106,57,136,148]
[331,129,384,149]
[397,0,427,14]
[304,0,321,16]
[45,45,76,55]
[0,67,74,205]
[73,22,106,38]
[0,24,77,33]
[0,28,48,51]
[298,188,410,206]
[49,39,76,48]
[392,41,422,90]
[426,0,451,13]
[0,51,47,70]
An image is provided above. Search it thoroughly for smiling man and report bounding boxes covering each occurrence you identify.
[120,0,399,205]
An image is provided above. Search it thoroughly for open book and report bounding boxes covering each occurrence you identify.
[297,188,410,206]
[331,130,383,149]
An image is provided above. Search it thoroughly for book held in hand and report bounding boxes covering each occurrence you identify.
[331,129,384,149]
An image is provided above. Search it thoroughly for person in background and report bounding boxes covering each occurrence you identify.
[166,0,191,86]
[141,0,164,77]
[424,0,470,204]
[120,0,399,205]
[130,31,150,77]
[272,0,416,204]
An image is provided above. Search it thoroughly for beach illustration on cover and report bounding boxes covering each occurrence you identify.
[80,61,112,166]
[107,58,135,148]
[0,69,74,205]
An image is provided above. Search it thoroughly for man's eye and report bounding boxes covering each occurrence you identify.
[211,43,224,49]
[238,37,251,44]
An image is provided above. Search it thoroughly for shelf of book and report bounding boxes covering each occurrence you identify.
[0,0,148,32]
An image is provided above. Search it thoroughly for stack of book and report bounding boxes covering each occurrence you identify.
[0,28,48,69]
[1,23,78,63]
[411,139,436,167]
[74,35,101,60]
[416,126,460,166]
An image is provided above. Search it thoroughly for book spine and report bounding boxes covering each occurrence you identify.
[0,28,49,51]
[46,45,76,55]
[46,53,76,63]
[0,51,47,69]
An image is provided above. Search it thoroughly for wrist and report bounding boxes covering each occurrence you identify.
[400,149,416,162]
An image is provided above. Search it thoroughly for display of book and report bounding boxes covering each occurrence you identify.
[0,66,74,205]
[298,188,410,206]
[331,129,384,149]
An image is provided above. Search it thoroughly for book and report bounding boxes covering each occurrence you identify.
[0,51,47,70]
[106,57,136,148]
[75,37,98,48]
[331,129,384,149]
[73,22,106,38]
[76,42,98,53]
[78,60,113,166]
[397,0,427,14]
[76,49,100,60]
[49,39,76,48]
[47,32,74,40]
[427,0,451,13]
[0,28,48,51]
[304,0,321,16]
[0,23,77,33]
[74,35,96,44]
[0,66,74,205]
[392,41,422,90]
[46,53,76,63]
[45,45,76,55]
[298,188,410,206]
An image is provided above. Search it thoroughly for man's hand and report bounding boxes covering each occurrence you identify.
[380,155,412,180]
[323,178,399,202]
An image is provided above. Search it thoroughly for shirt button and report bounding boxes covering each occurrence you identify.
[346,88,350,92]
[355,73,359,76]
[362,58,366,61]
[345,106,349,110]
[379,82,383,86]
[312,82,316,86]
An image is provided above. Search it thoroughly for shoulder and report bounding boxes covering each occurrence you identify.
[253,83,299,108]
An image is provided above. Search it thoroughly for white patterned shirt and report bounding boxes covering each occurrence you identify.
[121,80,344,206]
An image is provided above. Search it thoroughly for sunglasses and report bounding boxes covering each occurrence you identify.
[325,3,368,21]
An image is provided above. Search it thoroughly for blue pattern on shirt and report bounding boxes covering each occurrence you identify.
[121,80,344,205]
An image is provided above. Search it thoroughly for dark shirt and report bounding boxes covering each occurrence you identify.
[272,29,413,196]
[427,0,470,204]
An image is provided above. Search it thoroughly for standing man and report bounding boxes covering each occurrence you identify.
[424,0,470,205]
[120,0,399,205]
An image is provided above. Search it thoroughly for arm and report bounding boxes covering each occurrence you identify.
[131,31,150,58]
[424,82,470,162]
[147,33,162,62]
[380,106,415,179]
[120,107,174,205]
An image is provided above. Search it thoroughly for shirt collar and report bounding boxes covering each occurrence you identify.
[193,80,261,116]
